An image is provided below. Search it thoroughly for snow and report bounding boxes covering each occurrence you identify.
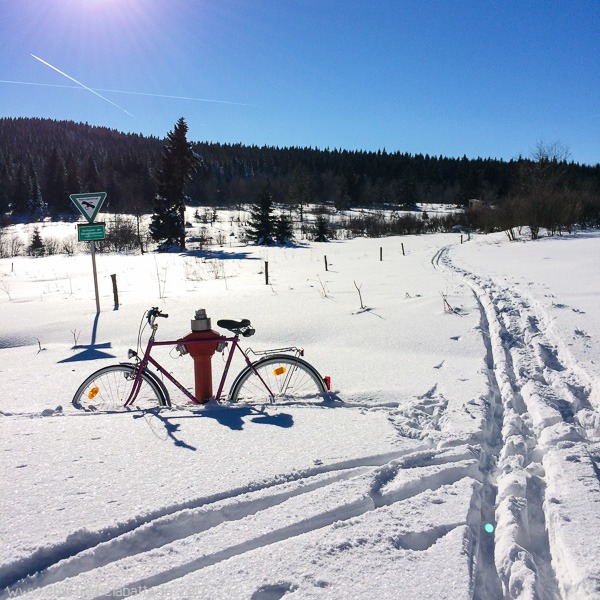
[1,223,599,599]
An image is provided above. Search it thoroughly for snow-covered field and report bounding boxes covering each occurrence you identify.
[1,226,599,599]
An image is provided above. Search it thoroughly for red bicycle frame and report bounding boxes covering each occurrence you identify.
[124,333,272,407]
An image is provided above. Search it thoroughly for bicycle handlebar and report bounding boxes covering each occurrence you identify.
[147,307,169,324]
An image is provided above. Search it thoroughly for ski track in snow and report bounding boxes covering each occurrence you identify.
[435,245,600,600]
[3,239,600,599]
[2,443,482,599]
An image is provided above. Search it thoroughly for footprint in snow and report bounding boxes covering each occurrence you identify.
[251,583,297,600]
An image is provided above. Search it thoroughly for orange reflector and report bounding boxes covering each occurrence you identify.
[88,386,99,399]
[273,366,286,376]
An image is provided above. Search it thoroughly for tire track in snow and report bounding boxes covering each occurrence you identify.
[0,450,405,594]
[437,244,600,600]
[98,457,480,600]
[3,446,481,599]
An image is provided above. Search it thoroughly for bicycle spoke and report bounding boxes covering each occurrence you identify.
[230,355,326,404]
[73,365,166,411]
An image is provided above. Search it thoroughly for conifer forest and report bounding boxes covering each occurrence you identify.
[1,117,598,239]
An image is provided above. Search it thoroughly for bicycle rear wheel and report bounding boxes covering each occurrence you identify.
[229,354,327,404]
[72,364,169,411]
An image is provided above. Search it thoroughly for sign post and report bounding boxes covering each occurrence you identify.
[90,238,101,314]
[70,192,107,314]
[70,193,106,224]
[77,223,106,241]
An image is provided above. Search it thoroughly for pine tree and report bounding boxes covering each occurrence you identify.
[287,165,311,224]
[313,214,331,242]
[150,118,200,249]
[0,157,11,216]
[246,185,275,245]
[26,168,47,220]
[334,175,353,210]
[28,227,44,256]
[10,164,29,217]
[274,213,294,244]
[64,152,82,198]
[83,155,102,192]
[397,177,418,207]
[42,147,72,218]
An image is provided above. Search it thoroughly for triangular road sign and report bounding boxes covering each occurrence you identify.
[70,192,107,223]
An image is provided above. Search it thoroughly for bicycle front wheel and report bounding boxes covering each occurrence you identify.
[229,354,327,404]
[73,364,169,411]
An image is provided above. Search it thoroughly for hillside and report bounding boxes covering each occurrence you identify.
[1,117,598,221]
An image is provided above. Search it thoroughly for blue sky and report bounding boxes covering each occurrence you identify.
[1,0,598,165]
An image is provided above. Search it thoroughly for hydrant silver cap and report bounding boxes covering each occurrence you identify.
[191,308,211,331]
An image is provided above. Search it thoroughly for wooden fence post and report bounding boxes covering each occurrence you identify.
[111,274,119,309]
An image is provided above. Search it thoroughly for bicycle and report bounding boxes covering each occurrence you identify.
[72,307,330,411]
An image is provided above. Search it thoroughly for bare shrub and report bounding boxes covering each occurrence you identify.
[188,227,212,250]
[0,234,24,258]
[98,215,140,252]
[0,277,11,300]
[61,237,76,256]
[184,257,205,282]
[206,258,225,279]
[0,230,7,259]
[44,237,61,256]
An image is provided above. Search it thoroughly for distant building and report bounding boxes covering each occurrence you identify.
[468,198,484,210]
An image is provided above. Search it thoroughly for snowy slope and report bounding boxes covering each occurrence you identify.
[1,229,599,599]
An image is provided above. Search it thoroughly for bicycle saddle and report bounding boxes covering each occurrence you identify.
[217,319,255,336]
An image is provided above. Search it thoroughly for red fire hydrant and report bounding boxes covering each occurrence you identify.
[180,309,224,403]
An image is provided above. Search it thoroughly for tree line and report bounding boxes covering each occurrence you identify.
[1,117,599,240]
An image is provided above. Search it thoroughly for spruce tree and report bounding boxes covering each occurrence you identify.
[0,159,11,216]
[10,164,29,217]
[287,164,311,225]
[274,213,294,244]
[64,152,82,198]
[83,155,102,192]
[26,170,47,220]
[397,177,418,207]
[313,214,331,242]
[28,227,44,256]
[150,118,200,249]
[246,185,275,245]
[43,147,72,218]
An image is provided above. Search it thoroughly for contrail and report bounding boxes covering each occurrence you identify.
[30,54,135,117]
[0,79,257,107]
[94,87,257,107]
